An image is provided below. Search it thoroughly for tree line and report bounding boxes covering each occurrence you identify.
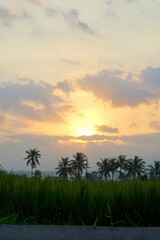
[1,148,159,180]
[21,148,160,181]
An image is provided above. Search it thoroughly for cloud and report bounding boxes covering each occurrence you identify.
[75,134,122,143]
[54,80,73,93]
[0,6,29,27]
[61,58,80,66]
[96,125,119,133]
[141,66,160,94]
[44,7,97,35]
[26,0,44,8]
[45,7,59,16]
[125,0,139,3]
[0,81,71,122]
[149,121,160,131]
[65,9,97,35]
[78,69,154,107]
[1,131,160,170]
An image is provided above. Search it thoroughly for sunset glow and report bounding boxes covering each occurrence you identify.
[0,0,160,171]
[77,128,94,137]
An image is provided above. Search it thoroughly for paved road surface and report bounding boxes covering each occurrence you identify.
[0,226,160,240]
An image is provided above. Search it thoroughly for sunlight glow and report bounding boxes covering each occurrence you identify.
[77,128,94,136]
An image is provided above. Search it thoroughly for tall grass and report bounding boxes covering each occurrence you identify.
[0,174,160,226]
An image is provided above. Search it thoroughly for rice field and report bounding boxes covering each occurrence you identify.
[0,173,160,226]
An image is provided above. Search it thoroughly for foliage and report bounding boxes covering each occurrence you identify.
[23,148,41,177]
[96,158,111,180]
[0,164,7,176]
[55,157,72,179]
[117,155,128,180]
[126,156,146,180]
[147,161,160,180]
[69,152,89,179]
[33,170,42,179]
[1,174,160,226]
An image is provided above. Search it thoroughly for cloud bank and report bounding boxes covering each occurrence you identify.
[0,81,72,122]
[96,125,119,133]
[78,67,160,107]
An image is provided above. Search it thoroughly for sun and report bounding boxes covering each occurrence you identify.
[77,128,94,136]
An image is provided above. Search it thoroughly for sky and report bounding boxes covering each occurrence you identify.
[0,0,160,171]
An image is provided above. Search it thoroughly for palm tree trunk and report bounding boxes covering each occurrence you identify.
[31,166,33,177]
[112,172,114,181]
[105,173,107,181]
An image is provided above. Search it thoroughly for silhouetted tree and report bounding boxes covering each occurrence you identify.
[69,152,88,179]
[96,158,111,181]
[126,156,145,180]
[109,157,118,181]
[117,155,128,180]
[147,161,160,179]
[24,148,41,177]
[55,157,72,179]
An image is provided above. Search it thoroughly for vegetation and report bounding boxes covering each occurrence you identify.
[55,157,72,179]
[23,148,41,177]
[126,156,146,180]
[147,161,160,180]
[0,151,160,225]
[1,174,160,226]
[96,158,111,181]
[69,152,89,179]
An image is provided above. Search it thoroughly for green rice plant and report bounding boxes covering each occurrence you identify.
[1,174,160,226]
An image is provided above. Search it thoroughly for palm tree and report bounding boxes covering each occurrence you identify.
[55,157,72,179]
[147,161,160,179]
[126,156,146,180]
[117,155,128,180]
[24,148,41,177]
[96,158,111,181]
[109,157,118,181]
[69,152,88,179]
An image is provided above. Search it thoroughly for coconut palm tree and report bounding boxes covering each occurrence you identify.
[147,161,160,179]
[69,152,88,179]
[96,158,111,181]
[24,148,41,177]
[117,155,128,180]
[55,157,72,179]
[126,156,146,180]
[109,157,118,181]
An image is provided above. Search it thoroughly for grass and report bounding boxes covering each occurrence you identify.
[0,173,160,226]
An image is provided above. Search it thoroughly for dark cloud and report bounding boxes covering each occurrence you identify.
[0,81,71,122]
[121,132,160,147]
[78,69,154,107]
[65,9,97,35]
[141,66,160,94]
[54,80,73,93]
[0,6,29,27]
[96,125,119,133]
